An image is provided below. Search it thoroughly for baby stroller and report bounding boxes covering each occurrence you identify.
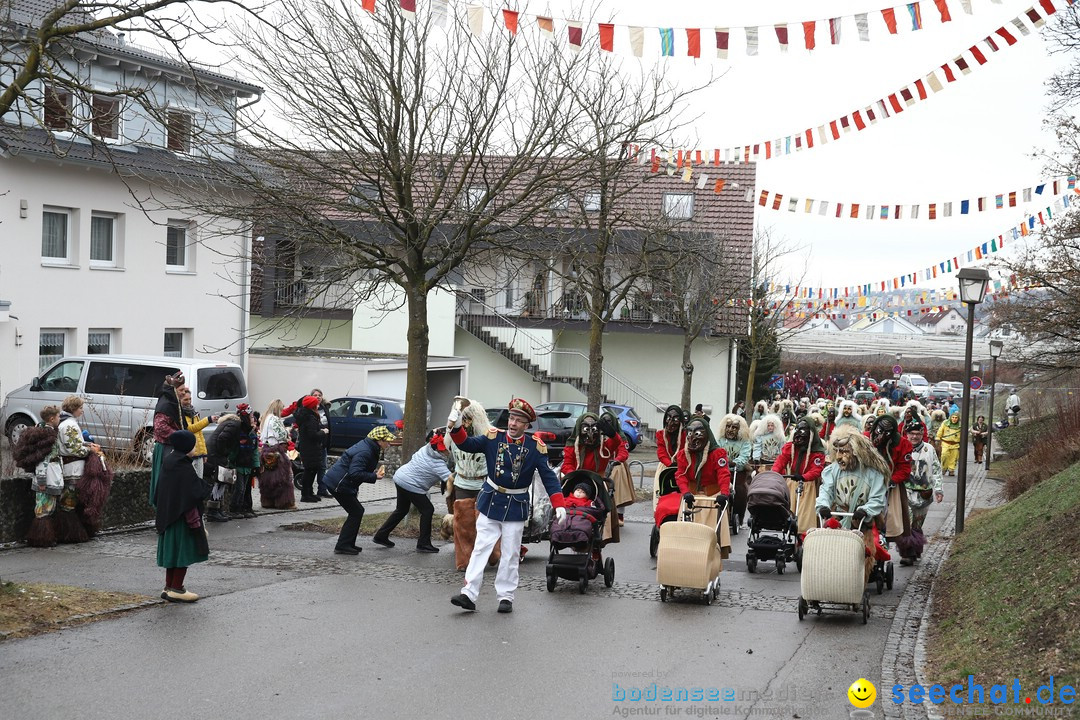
[656,494,726,605]
[546,470,615,593]
[649,467,680,558]
[798,511,871,624]
[745,471,801,575]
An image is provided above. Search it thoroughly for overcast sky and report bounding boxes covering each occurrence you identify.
[513,0,1070,291]
[152,0,1070,292]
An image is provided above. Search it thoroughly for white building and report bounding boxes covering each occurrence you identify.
[0,2,262,402]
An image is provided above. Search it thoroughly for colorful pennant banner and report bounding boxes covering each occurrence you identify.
[755,177,1077,220]
[375,0,1059,61]
[628,0,1066,165]
[761,192,1074,304]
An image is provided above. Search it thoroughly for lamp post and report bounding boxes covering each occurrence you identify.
[986,340,1004,470]
[955,267,990,533]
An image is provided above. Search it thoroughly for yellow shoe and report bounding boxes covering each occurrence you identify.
[164,587,200,603]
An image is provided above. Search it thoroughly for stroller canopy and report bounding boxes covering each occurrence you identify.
[747,471,791,511]
[562,470,614,515]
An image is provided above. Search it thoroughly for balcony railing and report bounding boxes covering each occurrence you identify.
[275,279,353,310]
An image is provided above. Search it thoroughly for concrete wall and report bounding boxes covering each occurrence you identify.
[248,316,353,351]
[0,159,250,403]
[352,286,456,357]
[0,469,153,544]
[454,329,542,410]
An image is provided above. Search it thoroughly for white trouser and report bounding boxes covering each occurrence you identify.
[462,514,525,603]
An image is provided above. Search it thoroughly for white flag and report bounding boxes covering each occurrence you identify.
[431,0,448,27]
[629,27,644,57]
[467,5,484,36]
[745,26,758,56]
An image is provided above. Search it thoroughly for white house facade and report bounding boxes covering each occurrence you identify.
[0,2,262,401]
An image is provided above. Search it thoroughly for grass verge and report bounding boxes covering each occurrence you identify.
[928,461,1080,697]
[0,581,152,640]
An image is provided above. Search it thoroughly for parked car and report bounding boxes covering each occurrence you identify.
[851,390,876,405]
[1,354,247,461]
[897,373,930,399]
[926,387,952,403]
[325,396,404,452]
[534,401,642,451]
[934,381,965,396]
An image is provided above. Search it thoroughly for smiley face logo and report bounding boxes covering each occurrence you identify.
[847,678,877,708]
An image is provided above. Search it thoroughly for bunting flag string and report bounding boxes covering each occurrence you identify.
[754,177,1076,220]
[401,0,1049,61]
[628,0,1064,164]
[750,192,1075,309]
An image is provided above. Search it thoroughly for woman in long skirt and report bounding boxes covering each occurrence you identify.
[154,431,209,603]
[258,399,296,509]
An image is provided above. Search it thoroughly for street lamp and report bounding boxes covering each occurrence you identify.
[986,340,1004,470]
[955,267,990,533]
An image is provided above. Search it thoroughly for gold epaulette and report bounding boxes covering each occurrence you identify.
[486,427,498,439]
[534,437,547,453]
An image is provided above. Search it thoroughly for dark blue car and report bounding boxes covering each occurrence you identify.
[325,396,406,451]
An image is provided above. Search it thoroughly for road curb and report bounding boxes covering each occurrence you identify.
[881,465,989,720]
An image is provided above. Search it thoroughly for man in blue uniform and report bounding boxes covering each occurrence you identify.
[447,398,566,614]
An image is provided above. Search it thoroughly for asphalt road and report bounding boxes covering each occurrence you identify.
[0,446,972,720]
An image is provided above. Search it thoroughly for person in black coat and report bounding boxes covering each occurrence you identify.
[154,431,209,603]
[293,396,326,503]
[322,425,395,554]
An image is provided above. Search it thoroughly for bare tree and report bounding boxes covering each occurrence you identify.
[510,54,711,413]
[146,0,602,454]
[640,229,747,409]
[741,228,805,410]
[0,0,258,126]
[988,5,1080,373]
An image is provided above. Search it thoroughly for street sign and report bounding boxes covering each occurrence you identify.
[970,376,983,390]
[768,374,784,390]
[892,364,903,378]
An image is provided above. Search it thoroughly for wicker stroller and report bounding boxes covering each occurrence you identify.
[656,495,726,605]
[798,511,871,624]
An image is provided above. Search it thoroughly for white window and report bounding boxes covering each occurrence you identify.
[163,329,186,357]
[584,190,601,212]
[87,329,113,355]
[462,186,485,211]
[43,86,72,131]
[166,110,192,153]
[92,94,120,140]
[550,190,570,213]
[41,208,70,261]
[90,213,116,265]
[166,221,191,269]
[349,182,378,206]
[662,192,694,219]
[39,329,67,371]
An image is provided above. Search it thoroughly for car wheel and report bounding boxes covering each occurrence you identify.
[136,430,155,465]
[5,415,34,446]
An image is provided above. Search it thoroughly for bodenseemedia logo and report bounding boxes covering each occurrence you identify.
[891,676,1076,708]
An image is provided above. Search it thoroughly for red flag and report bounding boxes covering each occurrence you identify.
[399,0,415,16]
[835,203,844,218]
[598,23,614,51]
[775,24,789,49]
[651,155,661,173]
[567,23,583,48]
[914,79,927,100]
[929,203,937,219]
[853,110,866,130]
[1040,0,1057,13]
[851,203,860,218]
[803,21,816,50]
[829,120,840,140]
[759,190,768,206]
[829,17,842,44]
[984,35,999,52]
[888,94,903,113]
[361,0,375,12]
[805,129,814,148]
[503,10,519,35]
[933,0,952,22]
[695,150,702,164]
[764,142,772,159]
[995,26,1017,46]
[882,8,899,33]
[687,28,701,58]
[715,29,729,53]
[969,45,987,65]
[941,63,956,82]
[772,193,783,211]
[713,149,721,165]
[715,179,726,194]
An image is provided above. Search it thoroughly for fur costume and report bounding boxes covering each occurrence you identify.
[76,452,114,533]
[258,443,295,509]
[13,425,58,472]
[835,401,863,430]
[828,425,892,478]
[751,414,786,466]
[752,400,768,421]
[445,399,498,570]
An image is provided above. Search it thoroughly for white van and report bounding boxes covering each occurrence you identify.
[1,355,247,460]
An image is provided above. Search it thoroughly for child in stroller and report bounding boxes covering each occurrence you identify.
[745,471,801,575]
[546,470,615,593]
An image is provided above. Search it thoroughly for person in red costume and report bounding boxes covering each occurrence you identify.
[653,415,731,525]
[561,412,629,476]
[868,413,913,546]
[773,416,827,534]
[655,405,686,467]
